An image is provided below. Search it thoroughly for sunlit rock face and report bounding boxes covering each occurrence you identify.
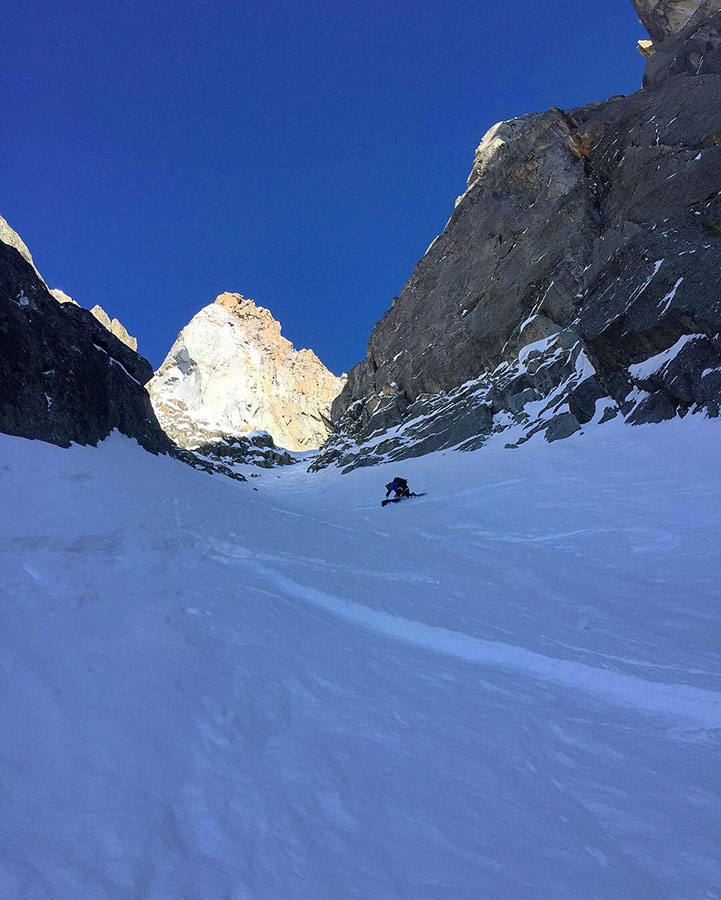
[0,216,43,280]
[49,288,78,306]
[148,293,345,451]
[317,0,721,470]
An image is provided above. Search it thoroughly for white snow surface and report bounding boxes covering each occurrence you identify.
[2,418,721,899]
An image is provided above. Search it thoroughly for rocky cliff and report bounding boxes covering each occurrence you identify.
[88,304,138,351]
[631,0,713,47]
[49,288,138,351]
[1,216,138,353]
[0,217,171,453]
[148,293,345,451]
[314,0,721,471]
[0,215,44,282]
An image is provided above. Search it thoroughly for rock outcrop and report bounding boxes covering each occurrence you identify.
[49,289,138,350]
[315,0,721,470]
[631,0,710,45]
[0,217,172,453]
[642,0,721,85]
[193,432,295,471]
[148,293,345,451]
[89,304,138,351]
[0,215,45,283]
[49,288,78,306]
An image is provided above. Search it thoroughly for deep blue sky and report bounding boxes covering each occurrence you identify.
[3,1,646,374]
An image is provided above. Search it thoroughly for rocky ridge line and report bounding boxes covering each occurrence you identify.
[0,217,171,453]
[0,217,138,352]
[50,289,138,351]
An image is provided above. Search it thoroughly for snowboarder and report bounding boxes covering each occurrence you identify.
[382,477,426,506]
[385,477,411,500]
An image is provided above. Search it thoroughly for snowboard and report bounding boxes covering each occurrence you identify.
[381,492,426,507]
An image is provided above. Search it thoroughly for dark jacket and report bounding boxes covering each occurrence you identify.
[385,477,410,498]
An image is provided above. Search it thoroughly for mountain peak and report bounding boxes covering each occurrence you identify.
[213,291,283,336]
[148,294,345,451]
[214,291,266,316]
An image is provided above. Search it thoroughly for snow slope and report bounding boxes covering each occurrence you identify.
[1,419,720,899]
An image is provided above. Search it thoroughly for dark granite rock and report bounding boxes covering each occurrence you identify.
[631,0,712,46]
[644,4,721,86]
[0,235,172,454]
[173,448,248,481]
[318,0,721,471]
[567,376,608,424]
[541,412,583,443]
[625,390,679,424]
[193,433,295,469]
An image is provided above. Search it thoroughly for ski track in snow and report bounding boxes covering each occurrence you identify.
[210,551,721,731]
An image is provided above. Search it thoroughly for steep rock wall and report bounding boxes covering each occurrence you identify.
[319,0,721,469]
[49,288,138,351]
[631,0,712,44]
[0,220,171,453]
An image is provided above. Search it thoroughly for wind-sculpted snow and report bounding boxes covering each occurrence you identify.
[240,567,721,730]
[1,420,721,898]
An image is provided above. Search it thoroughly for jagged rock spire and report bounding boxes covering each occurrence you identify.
[148,293,345,451]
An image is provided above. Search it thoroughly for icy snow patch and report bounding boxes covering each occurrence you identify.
[629,334,705,380]
[657,277,684,315]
